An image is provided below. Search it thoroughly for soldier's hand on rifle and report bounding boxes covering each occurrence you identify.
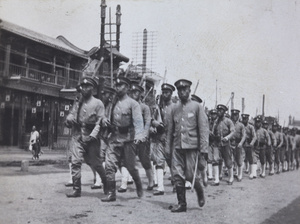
[221,136,229,142]
[101,117,111,127]
[150,127,157,134]
[151,120,161,128]
[237,143,243,149]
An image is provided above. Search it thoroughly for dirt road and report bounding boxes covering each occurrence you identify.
[0,163,299,224]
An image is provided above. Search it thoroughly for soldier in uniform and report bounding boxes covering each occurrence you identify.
[230,109,246,182]
[90,86,117,190]
[272,123,284,174]
[262,120,277,175]
[254,116,271,178]
[289,128,296,170]
[241,114,257,179]
[293,128,300,170]
[211,104,235,185]
[101,77,144,202]
[150,83,175,195]
[282,127,289,172]
[130,83,154,190]
[191,94,208,187]
[166,79,209,212]
[207,109,218,181]
[65,77,108,198]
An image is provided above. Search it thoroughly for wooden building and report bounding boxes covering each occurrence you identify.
[0,19,129,149]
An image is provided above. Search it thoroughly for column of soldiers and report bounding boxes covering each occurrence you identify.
[64,75,300,213]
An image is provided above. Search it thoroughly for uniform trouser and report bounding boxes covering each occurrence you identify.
[231,144,244,167]
[172,148,201,187]
[207,144,214,163]
[136,141,152,170]
[216,144,233,169]
[210,145,221,166]
[100,139,108,163]
[105,141,141,182]
[275,147,284,165]
[150,140,166,169]
[71,137,106,190]
[265,146,274,165]
[295,148,300,168]
[285,148,292,163]
[254,145,266,165]
[245,145,256,165]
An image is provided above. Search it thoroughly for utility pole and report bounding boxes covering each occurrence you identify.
[262,94,265,118]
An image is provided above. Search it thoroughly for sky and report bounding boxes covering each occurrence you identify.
[0,0,300,125]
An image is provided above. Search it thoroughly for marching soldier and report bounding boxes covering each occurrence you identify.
[191,94,208,187]
[65,77,108,198]
[293,128,300,170]
[262,120,277,175]
[207,109,218,181]
[130,83,154,190]
[241,114,257,179]
[166,79,209,212]
[289,128,296,170]
[150,83,175,195]
[101,77,144,202]
[254,116,271,178]
[282,127,289,172]
[272,123,284,174]
[90,86,117,190]
[211,104,235,185]
[230,109,246,181]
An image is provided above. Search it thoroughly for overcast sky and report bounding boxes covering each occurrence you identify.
[1,0,299,125]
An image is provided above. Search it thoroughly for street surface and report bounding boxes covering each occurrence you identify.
[0,148,299,224]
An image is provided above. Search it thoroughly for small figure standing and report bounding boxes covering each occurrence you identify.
[29,126,40,160]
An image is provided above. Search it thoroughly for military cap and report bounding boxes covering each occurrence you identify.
[103,86,116,95]
[254,116,262,122]
[216,104,228,111]
[241,114,250,119]
[210,109,217,114]
[80,77,98,88]
[191,94,203,103]
[231,109,240,114]
[131,83,144,93]
[174,79,192,89]
[272,121,279,126]
[114,77,131,86]
[161,83,175,92]
[262,120,269,125]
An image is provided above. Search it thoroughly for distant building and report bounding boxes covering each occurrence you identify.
[289,115,300,130]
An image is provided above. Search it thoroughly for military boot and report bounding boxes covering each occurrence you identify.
[101,181,116,202]
[171,186,187,213]
[66,177,81,198]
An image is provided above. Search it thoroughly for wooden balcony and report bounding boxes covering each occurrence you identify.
[0,60,80,88]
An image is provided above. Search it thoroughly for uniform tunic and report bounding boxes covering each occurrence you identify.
[135,101,152,170]
[66,96,106,190]
[105,95,144,182]
[212,116,235,168]
[150,101,173,168]
[244,123,257,164]
[166,99,209,186]
[231,121,246,167]
[293,135,300,169]
[255,127,271,165]
[274,131,284,165]
[266,130,277,165]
